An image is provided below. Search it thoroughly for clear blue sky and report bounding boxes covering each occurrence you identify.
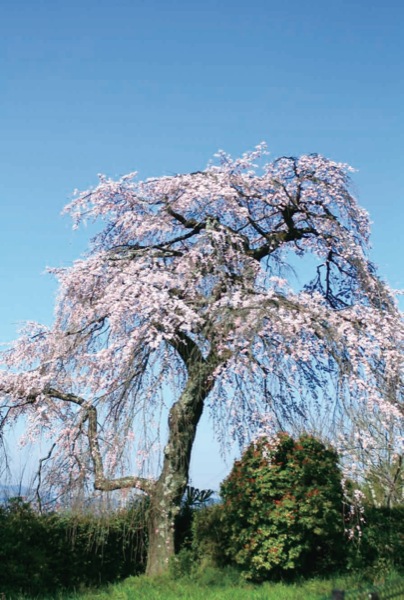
[1,0,403,491]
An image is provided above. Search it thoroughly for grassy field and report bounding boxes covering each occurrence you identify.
[7,568,402,600]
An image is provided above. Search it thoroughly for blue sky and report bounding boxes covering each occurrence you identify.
[1,0,403,491]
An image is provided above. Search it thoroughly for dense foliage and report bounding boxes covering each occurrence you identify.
[347,505,404,576]
[174,485,215,552]
[183,453,404,583]
[0,492,402,596]
[0,497,146,597]
[218,434,345,581]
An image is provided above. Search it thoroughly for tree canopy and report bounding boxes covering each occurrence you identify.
[0,144,402,573]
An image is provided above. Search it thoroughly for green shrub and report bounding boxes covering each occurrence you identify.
[0,497,56,594]
[346,505,404,578]
[174,486,214,553]
[219,433,346,581]
[191,502,228,569]
[0,496,147,597]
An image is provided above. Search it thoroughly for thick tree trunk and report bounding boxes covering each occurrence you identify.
[145,354,216,576]
[146,488,177,576]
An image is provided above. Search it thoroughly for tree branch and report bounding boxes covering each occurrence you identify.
[45,387,156,494]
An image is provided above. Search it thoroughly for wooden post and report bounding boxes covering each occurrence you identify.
[331,591,345,600]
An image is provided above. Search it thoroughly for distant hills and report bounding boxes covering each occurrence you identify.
[0,484,33,503]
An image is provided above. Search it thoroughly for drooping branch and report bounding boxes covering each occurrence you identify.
[35,443,56,512]
[45,387,156,494]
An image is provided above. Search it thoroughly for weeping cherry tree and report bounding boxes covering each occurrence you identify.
[0,145,402,575]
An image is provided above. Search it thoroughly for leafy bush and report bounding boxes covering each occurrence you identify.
[174,486,214,552]
[219,433,346,581]
[191,502,228,569]
[0,497,56,594]
[346,505,404,578]
[0,497,147,597]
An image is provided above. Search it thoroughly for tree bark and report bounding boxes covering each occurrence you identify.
[145,353,216,576]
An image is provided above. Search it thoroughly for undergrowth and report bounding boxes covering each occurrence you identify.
[4,567,402,600]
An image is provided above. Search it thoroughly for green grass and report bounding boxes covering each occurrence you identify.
[7,568,403,600]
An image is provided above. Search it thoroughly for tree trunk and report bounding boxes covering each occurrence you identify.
[146,488,178,576]
[145,355,216,576]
